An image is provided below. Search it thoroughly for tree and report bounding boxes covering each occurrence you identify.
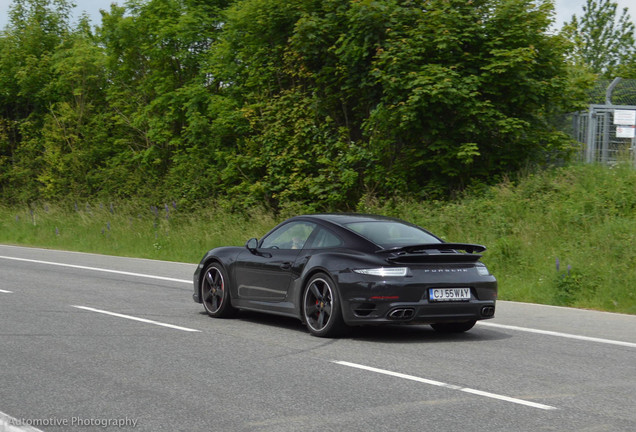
[37,16,111,197]
[97,0,231,200]
[0,0,587,210]
[213,0,579,207]
[562,0,636,77]
[0,0,75,201]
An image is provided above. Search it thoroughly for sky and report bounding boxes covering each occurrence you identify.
[0,0,116,28]
[0,0,635,32]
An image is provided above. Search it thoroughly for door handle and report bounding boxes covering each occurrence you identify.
[280,262,292,270]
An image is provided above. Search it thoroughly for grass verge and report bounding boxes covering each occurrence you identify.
[1,163,634,314]
[0,202,277,263]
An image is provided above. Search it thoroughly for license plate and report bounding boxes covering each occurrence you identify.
[429,288,471,302]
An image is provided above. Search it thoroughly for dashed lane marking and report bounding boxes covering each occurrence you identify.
[478,321,636,349]
[72,305,201,332]
[0,411,45,432]
[333,361,558,411]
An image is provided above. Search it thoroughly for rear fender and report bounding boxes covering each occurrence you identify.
[294,250,380,317]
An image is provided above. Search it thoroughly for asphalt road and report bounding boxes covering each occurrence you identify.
[1,244,635,432]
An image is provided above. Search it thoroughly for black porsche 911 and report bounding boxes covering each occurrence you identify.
[193,214,497,337]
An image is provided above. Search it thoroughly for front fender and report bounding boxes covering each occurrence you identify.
[193,246,244,303]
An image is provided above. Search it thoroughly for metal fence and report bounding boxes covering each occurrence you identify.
[569,78,636,166]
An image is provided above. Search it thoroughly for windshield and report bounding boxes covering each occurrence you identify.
[345,221,441,248]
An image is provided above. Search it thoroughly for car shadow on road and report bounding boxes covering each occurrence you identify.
[200,310,512,343]
[346,323,512,344]
[199,310,308,333]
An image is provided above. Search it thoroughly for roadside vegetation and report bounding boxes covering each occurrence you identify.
[0,0,603,208]
[2,163,635,315]
[1,1,635,315]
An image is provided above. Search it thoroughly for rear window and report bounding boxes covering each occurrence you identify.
[345,221,440,248]
[307,228,343,249]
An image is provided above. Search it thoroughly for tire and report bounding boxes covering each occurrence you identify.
[201,262,237,318]
[302,273,347,338]
[430,320,476,333]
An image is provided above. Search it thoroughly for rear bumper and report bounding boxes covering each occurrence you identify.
[342,298,495,325]
[338,272,497,325]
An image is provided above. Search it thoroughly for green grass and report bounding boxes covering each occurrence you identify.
[1,163,635,314]
[0,202,278,263]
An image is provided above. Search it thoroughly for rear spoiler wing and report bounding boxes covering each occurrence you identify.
[376,243,486,255]
[378,243,486,263]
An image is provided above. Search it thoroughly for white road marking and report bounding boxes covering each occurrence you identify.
[0,255,191,284]
[3,253,634,350]
[333,361,558,411]
[478,321,636,349]
[0,411,45,432]
[72,305,201,332]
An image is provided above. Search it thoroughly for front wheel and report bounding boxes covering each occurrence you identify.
[430,320,476,333]
[302,273,347,338]
[201,263,237,318]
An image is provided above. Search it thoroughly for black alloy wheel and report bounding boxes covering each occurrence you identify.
[303,273,346,338]
[201,263,236,318]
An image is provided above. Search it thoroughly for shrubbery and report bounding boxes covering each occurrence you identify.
[1,0,588,209]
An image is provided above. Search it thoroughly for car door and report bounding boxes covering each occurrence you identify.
[234,221,317,302]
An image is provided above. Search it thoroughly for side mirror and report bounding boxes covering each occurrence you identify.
[245,238,259,252]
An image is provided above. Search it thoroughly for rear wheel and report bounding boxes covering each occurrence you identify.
[201,263,237,318]
[302,273,346,338]
[430,320,476,333]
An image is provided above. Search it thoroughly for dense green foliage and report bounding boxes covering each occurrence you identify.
[1,0,590,210]
[2,163,635,314]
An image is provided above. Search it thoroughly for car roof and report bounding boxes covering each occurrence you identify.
[294,213,403,226]
[283,213,442,250]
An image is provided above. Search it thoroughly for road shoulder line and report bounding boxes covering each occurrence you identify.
[0,255,191,284]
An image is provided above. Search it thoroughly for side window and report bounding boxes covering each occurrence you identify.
[261,221,317,250]
[307,228,343,249]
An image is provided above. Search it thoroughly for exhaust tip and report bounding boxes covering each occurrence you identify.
[388,308,415,320]
[481,306,495,317]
